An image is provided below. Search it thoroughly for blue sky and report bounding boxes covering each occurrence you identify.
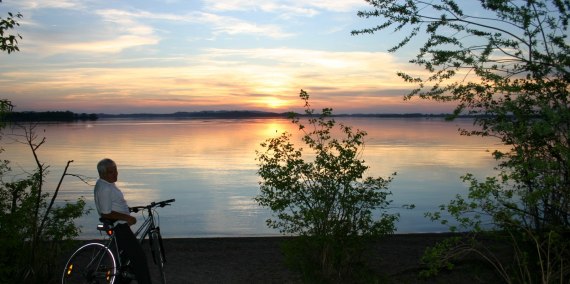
[0,0,456,114]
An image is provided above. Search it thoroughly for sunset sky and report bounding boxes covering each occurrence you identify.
[0,0,459,114]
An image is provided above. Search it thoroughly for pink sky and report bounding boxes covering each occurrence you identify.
[1,1,457,114]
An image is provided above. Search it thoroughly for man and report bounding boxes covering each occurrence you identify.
[94,158,152,284]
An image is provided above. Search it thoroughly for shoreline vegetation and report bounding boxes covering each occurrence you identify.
[5,110,98,121]
[98,111,461,119]
[7,110,484,122]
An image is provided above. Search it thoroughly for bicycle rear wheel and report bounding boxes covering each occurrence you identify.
[62,242,117,284]
[149,229,166,284]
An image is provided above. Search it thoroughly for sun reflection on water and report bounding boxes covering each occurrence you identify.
[1,118,505,238]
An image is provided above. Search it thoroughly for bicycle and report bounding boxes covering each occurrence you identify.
[62,198,175,284]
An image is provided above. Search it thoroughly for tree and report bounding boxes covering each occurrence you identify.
[353,1,569,282]
[0,124,88,283]
[256,90,401,282]
[1,3,20,124]
[0,9,22,54]
[0,5,88,283]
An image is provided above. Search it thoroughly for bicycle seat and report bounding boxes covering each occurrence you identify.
[99,218,117,225]
[97,218,117,235]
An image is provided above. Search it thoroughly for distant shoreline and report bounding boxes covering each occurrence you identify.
[97,111,459,120]
[6,110,487,122]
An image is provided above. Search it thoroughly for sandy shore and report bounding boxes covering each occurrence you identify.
[62,234,502,283]
[150,234,501,283]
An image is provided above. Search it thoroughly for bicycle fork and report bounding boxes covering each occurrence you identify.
[148,227,167,265]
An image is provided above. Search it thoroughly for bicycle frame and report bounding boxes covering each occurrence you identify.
[62,199,175,284]
[130,198,175,243]
[129,198,174,282]
[132,206,158,243]
[96,221,122,263]
[94,220,129,278]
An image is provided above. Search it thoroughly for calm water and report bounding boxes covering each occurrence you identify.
[1,117,503,238]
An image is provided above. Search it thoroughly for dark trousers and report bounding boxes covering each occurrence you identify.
[114,223,152,284]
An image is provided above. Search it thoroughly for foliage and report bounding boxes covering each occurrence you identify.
[0,99,13,128]
[256,90,402,282]
[0,4,18,127]
[0,9,22,54]
[354,0,570,282]
[1,7,89,282]
[0,123,89,283]
[7,110,99,122]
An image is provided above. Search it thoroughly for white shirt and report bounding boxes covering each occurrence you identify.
[94,178,130,222]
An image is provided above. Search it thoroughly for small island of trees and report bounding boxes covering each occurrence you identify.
[5,111,98,122]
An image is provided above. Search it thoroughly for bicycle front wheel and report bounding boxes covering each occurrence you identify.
[150,230,166,284]
[62,242,117,284]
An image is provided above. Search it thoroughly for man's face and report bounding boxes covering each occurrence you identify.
[102,164,118,183]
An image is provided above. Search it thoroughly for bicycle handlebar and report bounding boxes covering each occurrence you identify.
[129,198,175,213]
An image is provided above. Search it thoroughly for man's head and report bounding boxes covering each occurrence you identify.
[97,158,118,183]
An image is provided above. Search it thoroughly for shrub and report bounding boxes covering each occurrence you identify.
[0,123,89,283]
[256,90,404,282]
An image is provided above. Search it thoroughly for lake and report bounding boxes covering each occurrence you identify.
[0,117,503,238]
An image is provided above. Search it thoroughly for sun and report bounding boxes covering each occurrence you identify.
[264,97,287,109]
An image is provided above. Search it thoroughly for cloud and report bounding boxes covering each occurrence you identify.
[202,47,408,85]
[53,35,159,54]
[96,8,294,40]
[96,8,295,38]
[9,7,161,56]
[12,4,292,57]
[204,1,319,18]
[0,1,439,114]
[1,47,427,113]
[202,0,366,14]
[10,0,85,10]
[5,0,364,58]
[96,9,156,36]
[196,12,294,38]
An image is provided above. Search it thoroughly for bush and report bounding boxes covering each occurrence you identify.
[354,1,570,282]
[256,90,405,282]
[0,123,89,283]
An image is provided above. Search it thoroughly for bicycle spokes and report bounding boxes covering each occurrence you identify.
[64,199,174,284]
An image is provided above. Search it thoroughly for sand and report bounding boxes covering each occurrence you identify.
[134,234,501,284]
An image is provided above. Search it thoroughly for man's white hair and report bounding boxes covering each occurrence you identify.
[97,158,115,177]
